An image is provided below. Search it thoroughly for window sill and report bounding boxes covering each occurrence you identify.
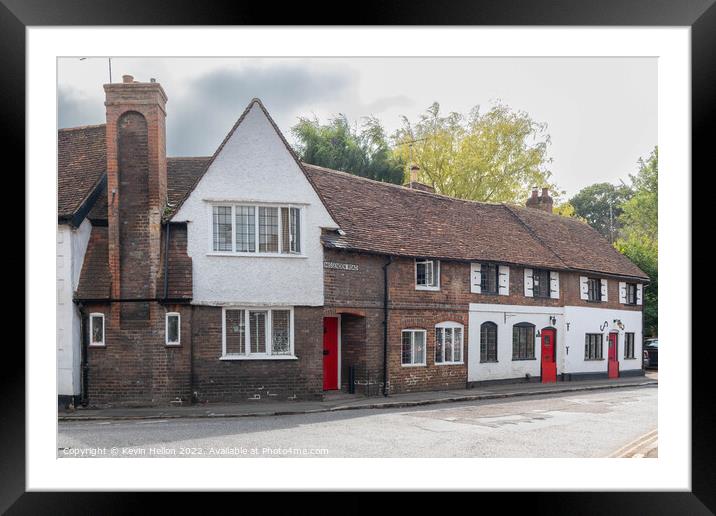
[584,358,605,361]
[415,286,440,291]
[207,252,306,259]
[623,357,638,360]
[511,357,536,361]
[220,355,298,361]
[88,344,105,348]
[165,343,181,347]
[401,363,427,367]
[480,360,499,364]
[435,361,464,366]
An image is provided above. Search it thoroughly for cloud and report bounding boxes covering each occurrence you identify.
[167,64,352,156]
[57,86,105,129]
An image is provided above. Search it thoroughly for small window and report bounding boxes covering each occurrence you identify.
[512,323,535,360]
[89,313,105,347]
[587,278,602,302]
[624,332,635,359]
[480,263,499,294]
[401,329,426,366]
[222,308,294,358]
[166,312,180,346]
[480,322,498,363]
[625,283,637,305]
[533,269,551,298]
[435,322,464,364]
[416,259,439,290]
[585,333,604,360]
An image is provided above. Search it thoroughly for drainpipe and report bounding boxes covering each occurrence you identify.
[382,256,393,397]
[75,301,89,406]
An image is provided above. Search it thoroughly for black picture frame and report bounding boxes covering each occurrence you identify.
[5,0,709,512]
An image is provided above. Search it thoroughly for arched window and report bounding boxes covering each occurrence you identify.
[480,322,498,363]
[512,322,536,360]
[435,321,464,364]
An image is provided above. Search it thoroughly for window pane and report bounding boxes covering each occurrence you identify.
[416,262,427,286]
[402,332,412,364]
[259,207,279,253]
[290,207,301,253]
[281,207,290,254]
[167,314,179,343]
[414,331,425,364]
[453,328,462,362]
[444,328,453,362]
[272,310,291,355]
[435,328,444,363]
[482,263,498,294]
[91,315,103,344]
[212,206,233,252]
[235,206,255,252]
[225,309,245,354]
[249,311,267,353]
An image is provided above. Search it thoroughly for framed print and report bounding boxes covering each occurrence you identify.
[6,0,711,511]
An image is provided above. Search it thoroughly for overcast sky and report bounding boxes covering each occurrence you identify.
[58,57,656,197]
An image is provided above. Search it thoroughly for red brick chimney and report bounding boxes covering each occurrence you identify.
[526,186,553,213]
[104,74,168,320]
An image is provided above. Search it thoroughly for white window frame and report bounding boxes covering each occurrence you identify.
[435,321,464,365]
[207,202,305,258]
[89,313,105,347]
[220,306,297,360]
[415,259,440,291]
[165,312,181,346]
[401,329,427,367]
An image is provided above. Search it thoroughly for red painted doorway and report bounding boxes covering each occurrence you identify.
[323,317,339,390]
[540,328,557,383]
[608,332,619,379]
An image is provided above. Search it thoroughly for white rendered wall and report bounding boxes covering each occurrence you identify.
[56,218,91,396]
[563,306,643,374]
[468,303,565,382]
[173,103,337,306]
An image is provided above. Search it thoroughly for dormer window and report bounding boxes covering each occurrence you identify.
[415,259,440,290]
[211,204,302,256]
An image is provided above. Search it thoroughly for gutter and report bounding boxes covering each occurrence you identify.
[382,256,393,397]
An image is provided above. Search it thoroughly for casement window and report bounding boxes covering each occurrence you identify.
[415,259,440,290]
[211,204,302,255]
[222,307,294,359]
[401,329,427,366]
[626,283,637,305]
[585,333,604,360]
[512,323,535,360]
[435,322,464,364]
[587,278,602,302]
[89,313,105,347]
[480,321,498,363]
[480,263,499,294]
[532,269,551,298]
[165,312,181,346]
[624,332,635,359]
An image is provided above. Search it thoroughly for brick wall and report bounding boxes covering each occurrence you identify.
[191,306,323,402]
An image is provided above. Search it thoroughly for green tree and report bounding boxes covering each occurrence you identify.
[569,182,634,242]
[392,102,557,203]
[291,115,404,184]
[615,147,658,336]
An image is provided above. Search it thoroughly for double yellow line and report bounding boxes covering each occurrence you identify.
[608,429,658,458]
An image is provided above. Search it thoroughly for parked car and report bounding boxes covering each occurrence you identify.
[643,338,658,369]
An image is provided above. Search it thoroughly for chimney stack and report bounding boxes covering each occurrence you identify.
[526,186,553,213]
[410,164,419,183]
[104,75,168,320]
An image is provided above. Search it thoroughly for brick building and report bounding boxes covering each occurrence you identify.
[58,76,648,407]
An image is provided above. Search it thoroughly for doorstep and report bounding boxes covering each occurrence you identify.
[58,376,657,422]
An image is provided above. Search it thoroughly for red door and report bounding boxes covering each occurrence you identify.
[540,328,557,383]
[608,332,619,379]
[323,317,339,390]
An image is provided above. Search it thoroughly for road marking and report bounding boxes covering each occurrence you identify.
[609,429,658,458]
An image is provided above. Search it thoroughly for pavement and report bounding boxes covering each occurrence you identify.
[59,373,656,422]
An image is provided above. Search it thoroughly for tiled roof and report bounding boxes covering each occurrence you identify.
[57,124,106,221]
[75,226,111,300]
[304,163,648,280]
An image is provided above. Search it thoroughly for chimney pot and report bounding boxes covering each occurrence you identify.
[150,78,156,83]
[531,187,539,198]
[410,164,419,184]
[122,74,134,84]
[541,187,549,197]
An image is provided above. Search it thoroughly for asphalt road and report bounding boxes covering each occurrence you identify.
[58,385,657,458]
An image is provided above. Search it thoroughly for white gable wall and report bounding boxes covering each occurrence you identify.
[173,103,337,306]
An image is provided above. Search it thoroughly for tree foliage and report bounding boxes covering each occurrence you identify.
[391,102,557,203]
[569,182,634,242]
[291,115,404,184]
[615,147,658,336]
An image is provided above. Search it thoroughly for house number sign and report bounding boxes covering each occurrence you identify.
[324,261,359,271]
